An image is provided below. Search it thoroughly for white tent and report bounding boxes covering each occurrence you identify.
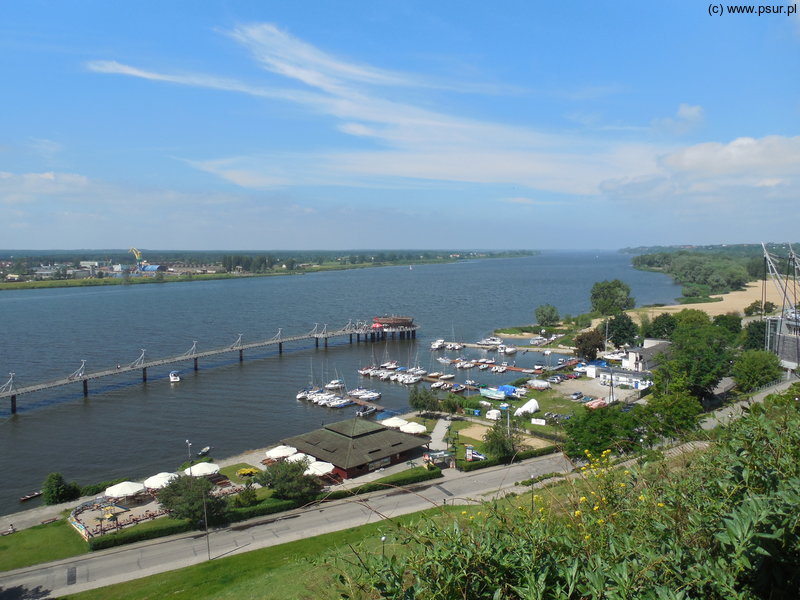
[265,445,297,459]
[381,417,408,429]
[184,462,220,476]
[105,481,146,497]
[399,422,428,435]
[143,472,178,489]
[304,461,336,476]
[285,452,311,463]
[514,398,540,417]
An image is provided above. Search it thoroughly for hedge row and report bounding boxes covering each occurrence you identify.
[323,466,443,500]
[80,477,128,497]
[226,498,301,523]
[460,445,559,472]
[88,518,193,551]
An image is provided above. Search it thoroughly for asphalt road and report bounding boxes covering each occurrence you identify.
[0,452,573,599]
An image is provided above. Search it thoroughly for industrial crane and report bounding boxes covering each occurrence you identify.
[129,247,144,272]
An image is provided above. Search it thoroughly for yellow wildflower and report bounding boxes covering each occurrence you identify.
[574,510,582,517]
[638,495,646,501]
[579,496,587,503]
[657,502,665,508]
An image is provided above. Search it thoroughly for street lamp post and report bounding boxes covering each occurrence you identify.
[185,439,211,561]
[380,535,387,558]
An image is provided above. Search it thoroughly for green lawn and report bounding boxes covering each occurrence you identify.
[219,463,261,484]
[61,509,467,600]
[0,520,89,571]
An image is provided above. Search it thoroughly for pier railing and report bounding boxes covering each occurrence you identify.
[1,319,418,413]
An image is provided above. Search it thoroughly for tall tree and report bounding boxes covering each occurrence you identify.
[604,313,638,348]
[575,329,605,361]
[256,458,323,502]
[732,350,783,392]
[156,475,227,526]
[564,405,642,458]
[643,372,702,440]
[645,312,678,340]
[590,280,635,316]
[482,419,521,463]
[742,320,767,351]
[662,322,733,399]
[534,304,560,327]
[41,472,81,505]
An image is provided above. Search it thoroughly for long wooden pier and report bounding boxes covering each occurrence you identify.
[1,320,418,414]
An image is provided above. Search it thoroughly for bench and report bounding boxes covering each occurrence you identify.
[40,518,58,525]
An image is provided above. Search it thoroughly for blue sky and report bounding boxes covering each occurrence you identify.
[1,1,798,250]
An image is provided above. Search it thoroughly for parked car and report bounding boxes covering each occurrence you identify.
[547,376,562,384]
[570,391,583,401]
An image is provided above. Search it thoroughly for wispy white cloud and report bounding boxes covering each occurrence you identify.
[652,103,705,135]
[27,138,62,160]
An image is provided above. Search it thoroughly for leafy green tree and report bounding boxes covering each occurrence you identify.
[564,405,641,457]
[590,280,635,316]
[604,313,638,348]
[482,419,521,463]
[672,308,711,329]
[744,300,778,316]
[157,475,226,526]
[643,372,702,439]
[574,329,605,361]
[712,313,742,338]
[409,387,438,413]
[645,312,678,339]
[732,349,783,392]
[256,458,323,502]
[41,472,81,505]
[662,321,733,399]
[230,480,258,508]
[742,320,767,351]
[534,304,560,327]
[441,394,461,416]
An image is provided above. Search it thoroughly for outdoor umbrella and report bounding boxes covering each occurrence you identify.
[285,452,310,463]
[143,472,178,489]
[184,462,220,476]
[304,461,335,476]
[381,417,408,429]
[265,445,297,459]
[399,422,427,435]
[105,481,146,497]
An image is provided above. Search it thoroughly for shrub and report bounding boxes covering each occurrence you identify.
[88,519,193,551]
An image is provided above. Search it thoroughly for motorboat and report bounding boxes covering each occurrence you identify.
[439,373,455,380]
[356,405,378,417]
[324,379,345,390]
[169,371,181,383]
[437,357,452,365]
[477,336,503,347]
[430,339,445,350]
[197,446,211,457]
[480,387,506,400]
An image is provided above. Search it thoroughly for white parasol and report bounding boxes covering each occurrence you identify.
[380,417,408,429]
[285,452,310,463]
[143,472,178,489]
[399,422,428,435]
[265,445,297,459]
[104,481,146,497]
[184,462,220,476]
[304,461,335,476]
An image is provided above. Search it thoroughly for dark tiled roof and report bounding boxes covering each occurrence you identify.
[282,418,430,470]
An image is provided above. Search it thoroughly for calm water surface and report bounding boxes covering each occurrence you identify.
[0,251,680,515]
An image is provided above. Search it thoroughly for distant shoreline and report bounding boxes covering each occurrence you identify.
[0,253,537,292]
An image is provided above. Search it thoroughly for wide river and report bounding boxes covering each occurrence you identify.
[0,251,681,516]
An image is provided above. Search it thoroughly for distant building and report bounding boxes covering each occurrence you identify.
[281,418,430,479]
[621,340,671,372]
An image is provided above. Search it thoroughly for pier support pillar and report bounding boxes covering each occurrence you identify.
[279,342,283,355]
[10,395,16,414]
[142,368,147,382]
[315,337,319,348]
[83,379,88,397]
[356,334,360,343]
[324,337,328,348]
[349,334,353,344]
[239,349,243,362]
[194,357,198,371]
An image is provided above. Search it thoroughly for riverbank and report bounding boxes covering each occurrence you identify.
[633,281,784,320]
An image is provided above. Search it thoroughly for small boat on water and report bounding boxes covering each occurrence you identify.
[325,379,345,390]
[197,446,211,457]
[169,371,181,383]
[19,491,42,502]
[430,339,445,350]
[356,405,378,417]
